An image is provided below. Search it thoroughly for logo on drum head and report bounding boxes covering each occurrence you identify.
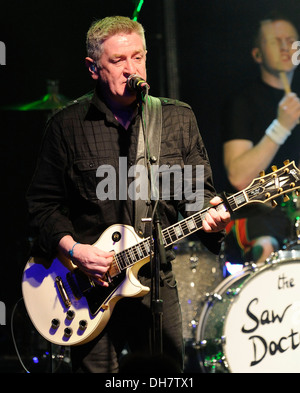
[290,301,300,325]
[223,261,300,372]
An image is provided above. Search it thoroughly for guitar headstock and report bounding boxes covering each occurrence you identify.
[244,160,300,205]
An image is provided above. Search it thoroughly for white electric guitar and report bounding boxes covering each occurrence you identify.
[22,161,300,346]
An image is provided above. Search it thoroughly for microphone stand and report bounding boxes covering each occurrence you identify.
[150,199,166,355]
[139,88,166,356]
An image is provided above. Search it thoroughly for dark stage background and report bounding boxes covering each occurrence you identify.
[0,0,300,372]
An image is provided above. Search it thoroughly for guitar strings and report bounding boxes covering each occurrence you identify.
[109,169,297,277]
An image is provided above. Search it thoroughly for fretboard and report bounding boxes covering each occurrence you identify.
[109,160,300,277]
[111,195,241,275]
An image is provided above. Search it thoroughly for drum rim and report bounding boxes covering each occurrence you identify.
[196,266,253,372]
[265,249,300,265]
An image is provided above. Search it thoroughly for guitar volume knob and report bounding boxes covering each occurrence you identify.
[64,327,73,338]
[66,310,75,320]
[79,320,88,330]
[51,318,60,329]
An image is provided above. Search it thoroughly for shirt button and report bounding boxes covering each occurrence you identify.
[89,162,95,168]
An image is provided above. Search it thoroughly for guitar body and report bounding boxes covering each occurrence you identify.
[22,224,150,346]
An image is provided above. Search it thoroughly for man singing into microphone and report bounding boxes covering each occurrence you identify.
[26,16,230,373]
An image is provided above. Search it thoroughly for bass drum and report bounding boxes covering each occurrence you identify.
[197,249,300,373]
[172,239,223,342]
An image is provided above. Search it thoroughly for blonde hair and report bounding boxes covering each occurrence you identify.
[86,16,146,66]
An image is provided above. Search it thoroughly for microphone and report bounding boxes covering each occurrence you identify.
[127,74,150,92]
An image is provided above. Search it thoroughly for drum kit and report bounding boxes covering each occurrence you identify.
[174,192,300,373]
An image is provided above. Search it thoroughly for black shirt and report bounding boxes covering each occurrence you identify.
[222,78,299,234]
[27,90,224,259]
[223,78,300,172]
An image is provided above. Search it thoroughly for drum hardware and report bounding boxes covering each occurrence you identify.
[195,336,226,349]
[195,337,228,372]
[265,251,280,265]
[295,217,300,239]
[264,250,292,265]
[266,248,300,262]
[283,238,300,251]
[202,262,258,307]
[204,287,244,305]
[244,261,259,270]
[189,255,199,269]
[205,292,222,304]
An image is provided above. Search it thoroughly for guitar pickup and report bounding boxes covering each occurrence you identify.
[55,276,71,308]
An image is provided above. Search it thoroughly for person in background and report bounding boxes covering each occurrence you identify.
[223,13,300,264]
[26,16,230,372]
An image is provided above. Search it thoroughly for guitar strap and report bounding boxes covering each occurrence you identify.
[134,95,162,238]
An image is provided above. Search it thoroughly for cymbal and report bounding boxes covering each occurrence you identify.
[1,80,70,111]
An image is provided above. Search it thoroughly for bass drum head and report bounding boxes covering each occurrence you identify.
[197,250,300,373]
[224,251,300,373]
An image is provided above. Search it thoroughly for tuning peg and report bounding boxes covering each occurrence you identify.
[283,160,290,173]
[259,170,266,183]
[271,199,278,207]
[283,194,290,202]
[271,165,277,171]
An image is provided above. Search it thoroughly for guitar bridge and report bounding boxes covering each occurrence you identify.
[66,268,126,316]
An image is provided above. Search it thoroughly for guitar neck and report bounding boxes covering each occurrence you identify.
[160,189,250,247]
[111,159,300,276]
[112,199,232,275]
